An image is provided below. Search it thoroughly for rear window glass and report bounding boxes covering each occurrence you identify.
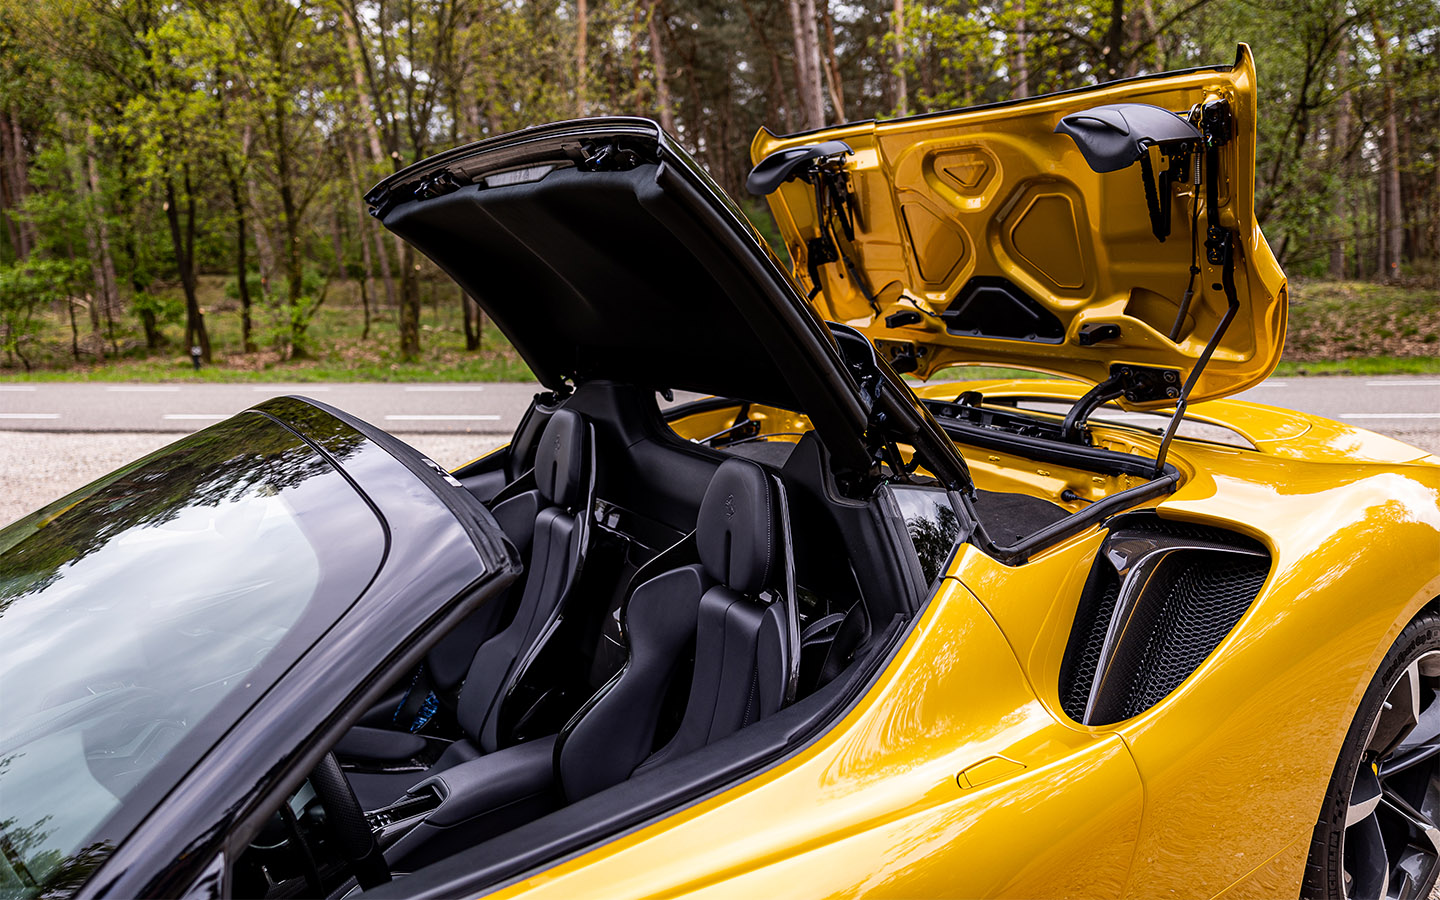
[891,486,962,585]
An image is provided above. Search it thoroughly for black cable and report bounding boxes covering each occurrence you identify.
[1170,149,1204,341]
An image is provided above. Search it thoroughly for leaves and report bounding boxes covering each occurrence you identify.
[0,0,1434,377]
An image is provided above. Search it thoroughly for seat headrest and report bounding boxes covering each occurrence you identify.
[534,409,589,509]
[697,458,779,596]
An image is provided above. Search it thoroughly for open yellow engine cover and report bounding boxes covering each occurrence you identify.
[752,45,1287,407]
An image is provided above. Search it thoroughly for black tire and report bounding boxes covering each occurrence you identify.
[1304,608,1440,900]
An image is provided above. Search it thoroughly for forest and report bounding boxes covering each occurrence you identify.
[0,0,1436,375]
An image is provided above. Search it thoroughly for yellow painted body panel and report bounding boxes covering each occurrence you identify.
[487,390,1440,899]
[494,577,1145,899]
[751,47,1288,405]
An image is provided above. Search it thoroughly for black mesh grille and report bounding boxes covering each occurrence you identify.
[1094,550,1267,720]
[1058,515,1270,725]
[1113,552,1269,719]
[1058,566,1119,720]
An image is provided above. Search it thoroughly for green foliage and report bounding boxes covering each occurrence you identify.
[0,0,1434,380]
[131,291,183,328]
[0,258,84,367]
[739,198,787,260]
[223,273,267,304]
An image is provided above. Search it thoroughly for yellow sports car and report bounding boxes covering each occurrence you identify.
[3,45,1437,900]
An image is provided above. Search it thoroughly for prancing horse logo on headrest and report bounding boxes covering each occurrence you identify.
[724,493,736,519]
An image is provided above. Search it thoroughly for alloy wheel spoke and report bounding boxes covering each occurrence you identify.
[1380,793,1440,855]
[1370,662,1422,759]
[1344,653,1440,900]
[1380,740,1440,778]
[1392,847,1435,900]
[1384,688,1440,777]
[1350,767,1385,827]
[1346,811,1392,900]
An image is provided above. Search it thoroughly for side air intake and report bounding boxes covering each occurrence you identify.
[1058,514,1270,726]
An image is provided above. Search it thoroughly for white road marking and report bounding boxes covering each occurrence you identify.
[0,385,36,391]
[1250,381,1288,387]
[0,413,59,419]
[105,385,180,392]
[384,414,502,421]
[1341,413,1440,420]
[1365,380,1440,387]
[162,414,230,420]
[402,385,486,392]
[252,385,331,391]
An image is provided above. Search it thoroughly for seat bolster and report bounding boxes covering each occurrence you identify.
[490,489,543,557]
[424,488,546,692]
[756,602,790,719]
[643,586,765,771]
[557,564,708,802]
[460,506,578,752]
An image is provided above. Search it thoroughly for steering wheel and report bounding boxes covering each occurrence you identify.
[307,752,392,890]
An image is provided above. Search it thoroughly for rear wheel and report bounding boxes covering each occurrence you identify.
[1305,610,1440,900]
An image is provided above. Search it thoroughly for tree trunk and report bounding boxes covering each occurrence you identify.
[65,242,80,361]
[227,173,256,352]
[399,244,421,359]
[0,110,22,261]
[1101,0,1126,82]
[165,177,210,363]
[892,0,908,114]
[1374,19,1403,282]
[331,204,345,284]
[741,0,796,133]
[1376,158,1388,280]
[60,118,106,358]
[788,0,826,129]
[120,175,161,349]
[84,123,121,353]
[820,0,845,120]
[647,1,675,133]
[1433,148,1440,287]
[576,0,589,116]
[67,291,80,361]
[246,174,278,304]
[1012,1,1030,99]
[343,135,376,341]
[1328,42,1352,280]
[343,21,400,310]
[460,286,482,351]
[2,110,36,259]
[1352,164,1366,279]
[357,229,373,342]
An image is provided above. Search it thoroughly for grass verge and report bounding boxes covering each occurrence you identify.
[1,276,1434,383]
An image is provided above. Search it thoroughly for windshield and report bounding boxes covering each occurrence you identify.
[0,412,385,899]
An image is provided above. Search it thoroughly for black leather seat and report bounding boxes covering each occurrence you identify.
[345,409,594,810]
[555,457,796,802]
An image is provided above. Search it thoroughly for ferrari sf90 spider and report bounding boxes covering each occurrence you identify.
[2,44,1437,900]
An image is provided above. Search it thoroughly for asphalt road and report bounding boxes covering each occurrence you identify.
[1,375,1436,526]
[0,382,541,434]
[0,375,1436,439]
